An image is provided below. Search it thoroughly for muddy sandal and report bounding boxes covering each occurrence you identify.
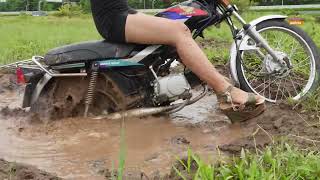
[217,85,266,123]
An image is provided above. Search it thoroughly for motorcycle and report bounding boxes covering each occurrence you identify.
[14,0,319,120]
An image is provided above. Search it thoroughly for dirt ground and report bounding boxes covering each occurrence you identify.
[0,159,61,180]
[0,73,319,180]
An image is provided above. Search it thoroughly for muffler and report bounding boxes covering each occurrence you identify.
[93,105,177,120]
[93,85,208,120]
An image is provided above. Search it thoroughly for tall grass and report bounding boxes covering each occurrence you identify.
[174,143,320,179]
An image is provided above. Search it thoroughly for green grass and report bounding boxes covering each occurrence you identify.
[174,143,320,180]
[117,121,126,180]
[110,120,126,180]
[0,15,100,65]
[1,12,319,65]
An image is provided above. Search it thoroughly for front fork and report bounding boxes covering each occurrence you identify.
[231,10,287,66]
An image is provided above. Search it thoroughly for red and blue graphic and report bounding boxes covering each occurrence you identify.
[159,5,208,20]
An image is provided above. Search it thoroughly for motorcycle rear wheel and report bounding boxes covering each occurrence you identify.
[236,20,320,102]
[31,73,126,121]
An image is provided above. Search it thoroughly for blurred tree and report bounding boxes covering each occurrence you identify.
[79,0,90,12]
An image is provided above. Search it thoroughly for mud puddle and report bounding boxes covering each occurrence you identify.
[0,73,318,179]
[0,115,239,179]
[0,100,248,179]
[0,74,253,179]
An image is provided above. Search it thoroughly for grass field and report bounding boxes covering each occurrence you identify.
[0,15,100,65]
[0,12,319,65]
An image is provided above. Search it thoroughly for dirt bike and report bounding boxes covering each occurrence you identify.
[15,0,319,120]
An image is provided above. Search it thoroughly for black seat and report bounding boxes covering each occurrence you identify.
[44,40,136,65]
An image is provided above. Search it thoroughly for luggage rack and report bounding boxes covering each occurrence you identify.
[0,57,41,71]
[0,56,87,77]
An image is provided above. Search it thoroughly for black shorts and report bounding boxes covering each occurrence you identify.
[110,8,137,43]
[93,8,137,43]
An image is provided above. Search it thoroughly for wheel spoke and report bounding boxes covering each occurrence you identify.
[289,41,299,59]
[293,56,310,67]
[289,74,299,96]
[241,25,314,102]
[258,77,278,95]
[290,72,308,84]
[275,78,282,100]
[282,78,293,98]
[253,77,268,90]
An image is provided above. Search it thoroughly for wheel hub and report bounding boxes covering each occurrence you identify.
[263,51,291,78]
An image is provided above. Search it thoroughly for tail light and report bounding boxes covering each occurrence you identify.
[16,67,26,84]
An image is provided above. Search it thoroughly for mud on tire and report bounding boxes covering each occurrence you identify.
[31,73,127,121]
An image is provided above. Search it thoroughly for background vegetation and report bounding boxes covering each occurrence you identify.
[0,11,319,64]
[0,2,320,179]
[1,0,320,12]
[174,143,320,180]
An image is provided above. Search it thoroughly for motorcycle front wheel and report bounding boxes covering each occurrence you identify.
[236,19,320,102]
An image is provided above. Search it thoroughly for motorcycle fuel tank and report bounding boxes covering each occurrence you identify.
[156,1,209,22]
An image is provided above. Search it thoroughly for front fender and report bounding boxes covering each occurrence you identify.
[229,15,287,84]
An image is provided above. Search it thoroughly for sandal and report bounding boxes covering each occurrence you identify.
[217,85,266,123]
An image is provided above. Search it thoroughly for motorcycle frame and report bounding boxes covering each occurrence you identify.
[24,0,288,107]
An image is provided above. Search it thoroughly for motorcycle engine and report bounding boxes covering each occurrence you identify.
[153,73,192,105]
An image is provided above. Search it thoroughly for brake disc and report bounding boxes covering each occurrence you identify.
[263,51,291,78]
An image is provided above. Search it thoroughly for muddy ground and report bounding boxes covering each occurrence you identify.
[0,159,61,180]
[0,73,319,180]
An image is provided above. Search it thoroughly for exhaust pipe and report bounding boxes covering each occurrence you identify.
[93,85,208,120]
[93,105,177,120]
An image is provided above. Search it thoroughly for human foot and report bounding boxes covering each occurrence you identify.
[229,86,265,105]
[217,85,266,122]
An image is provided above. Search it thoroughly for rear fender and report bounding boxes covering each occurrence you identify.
[229,15,287,84]
[23,73,52,107]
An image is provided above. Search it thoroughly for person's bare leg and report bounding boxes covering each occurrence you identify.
[125,13,264,104]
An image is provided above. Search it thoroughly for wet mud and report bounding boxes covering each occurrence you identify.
[0,159,61,180]
[0,73,319,179]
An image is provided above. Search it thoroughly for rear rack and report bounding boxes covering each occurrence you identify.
[0,56,87,77]
[0,58,39,71]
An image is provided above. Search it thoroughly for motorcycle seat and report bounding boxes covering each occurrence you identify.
[44,40,136,65]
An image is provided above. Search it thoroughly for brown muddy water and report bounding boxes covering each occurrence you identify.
[3,73,316,179]
[0,74,255,179]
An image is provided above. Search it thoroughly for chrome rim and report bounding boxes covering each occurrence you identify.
[240,26,316,102]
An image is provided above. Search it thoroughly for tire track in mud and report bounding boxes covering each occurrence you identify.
[0,73,319,179]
